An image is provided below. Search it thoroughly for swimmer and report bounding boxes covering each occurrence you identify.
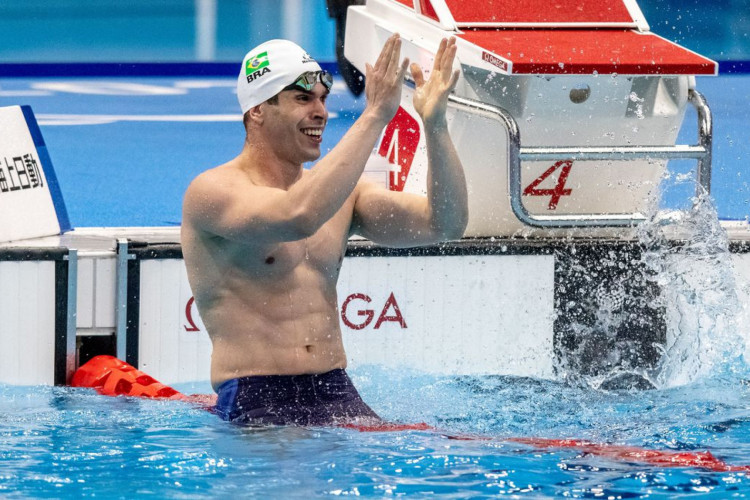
[181,34,468,426]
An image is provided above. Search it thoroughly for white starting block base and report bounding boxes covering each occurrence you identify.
[2,224,750,386]
[346,0,717,238]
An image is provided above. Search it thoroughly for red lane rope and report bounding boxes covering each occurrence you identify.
[506,437,750,472]
[72,356,750,473]
[70,355,216,407]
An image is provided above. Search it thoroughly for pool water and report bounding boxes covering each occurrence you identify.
[5,194,750,497]
[3,364,750,498]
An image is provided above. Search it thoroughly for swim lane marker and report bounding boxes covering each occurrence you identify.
[72,355,750,473]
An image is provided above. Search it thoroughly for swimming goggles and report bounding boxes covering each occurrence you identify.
[283,70,334,92]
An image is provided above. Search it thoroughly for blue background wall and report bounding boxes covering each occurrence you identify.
[0,0,337,63]
[0,0,748,64]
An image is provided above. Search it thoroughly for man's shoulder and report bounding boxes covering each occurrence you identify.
[187,162,250,199]
[183,163,240,222]
[190,161,240,186]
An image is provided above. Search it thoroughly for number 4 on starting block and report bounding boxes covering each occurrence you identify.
[523,160,573,210]
[377,107,421,192]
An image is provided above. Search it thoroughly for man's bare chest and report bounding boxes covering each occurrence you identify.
[223,211,351,281]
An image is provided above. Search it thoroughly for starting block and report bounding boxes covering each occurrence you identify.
[345,0,717,237]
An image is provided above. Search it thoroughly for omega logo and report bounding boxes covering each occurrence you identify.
[184,296,201,332]
[184,291,408,332]
[340,292,408,330]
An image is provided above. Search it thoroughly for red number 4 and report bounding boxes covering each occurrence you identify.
[523,160,573,210]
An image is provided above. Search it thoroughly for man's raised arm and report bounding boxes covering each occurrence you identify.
[184,35,410,245]
[352,37,469,247]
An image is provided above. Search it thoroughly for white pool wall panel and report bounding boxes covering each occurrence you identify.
[138,259,212,384]
[135,253,555,384]
[75,256,117,331]
[0,261,56,385]
[339,255,555,377]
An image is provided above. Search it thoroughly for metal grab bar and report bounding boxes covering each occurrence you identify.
[445,89,713,228]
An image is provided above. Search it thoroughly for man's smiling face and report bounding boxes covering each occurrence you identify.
[263,83,330,165]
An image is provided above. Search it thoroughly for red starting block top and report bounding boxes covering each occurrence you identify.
[446,0,638,27]
[460,29,717,75]
[388,0,717,75]
[393,0,643,27]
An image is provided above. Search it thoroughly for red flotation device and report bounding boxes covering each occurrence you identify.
[71,355,217,407]
[72,355,750,473]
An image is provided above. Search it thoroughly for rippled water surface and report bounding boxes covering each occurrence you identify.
[3,365,750,498]
[3,198,750,497]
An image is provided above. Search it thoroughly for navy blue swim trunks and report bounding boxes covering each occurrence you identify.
[213,369,380,426]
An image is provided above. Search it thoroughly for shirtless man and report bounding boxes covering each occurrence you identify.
[181,34,468,426]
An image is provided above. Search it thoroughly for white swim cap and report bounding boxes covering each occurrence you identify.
[237,39,322,114]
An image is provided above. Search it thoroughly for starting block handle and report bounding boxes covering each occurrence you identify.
[446,89,713,228]
[692,90,713,196]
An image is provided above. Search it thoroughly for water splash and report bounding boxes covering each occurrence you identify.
[638,192,745,388]
[629,91,646,119]
[557,188,745,391]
